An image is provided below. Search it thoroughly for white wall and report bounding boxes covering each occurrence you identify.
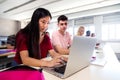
[0,18,21,36]
[94,16,103,40]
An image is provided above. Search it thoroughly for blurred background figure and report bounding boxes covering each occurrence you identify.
[77,26,85,36]
[7,34,16,49]
[91,33,95,37]
[86,30,91,37]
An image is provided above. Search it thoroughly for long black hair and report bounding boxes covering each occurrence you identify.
[21,8,52,59]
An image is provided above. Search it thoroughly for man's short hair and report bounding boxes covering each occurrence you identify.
[57,15,68,23]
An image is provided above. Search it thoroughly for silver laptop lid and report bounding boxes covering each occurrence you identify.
[63,36,97,78]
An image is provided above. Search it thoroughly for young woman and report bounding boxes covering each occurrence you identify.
[77,26,85,36]
[14,8,66,68]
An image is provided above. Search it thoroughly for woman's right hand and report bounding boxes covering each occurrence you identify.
[46,57,63,67]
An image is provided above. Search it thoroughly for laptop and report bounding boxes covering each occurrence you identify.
[43,36,97,79]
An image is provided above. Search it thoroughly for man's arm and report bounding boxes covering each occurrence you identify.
[54,45,69,55]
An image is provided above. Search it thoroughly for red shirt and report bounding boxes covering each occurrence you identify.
[14,31,53,64]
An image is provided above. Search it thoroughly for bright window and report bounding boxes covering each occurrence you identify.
[102,23,120,40]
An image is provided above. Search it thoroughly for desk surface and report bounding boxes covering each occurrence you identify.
[43,44,120,80]
[0,44,120,80]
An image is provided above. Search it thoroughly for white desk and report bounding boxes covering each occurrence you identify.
[43,44,120,80]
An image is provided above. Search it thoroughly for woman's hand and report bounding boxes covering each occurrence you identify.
[47,55,68,67]
[48,49,68,67]
[53,54,68,62]
[47,56,62,67]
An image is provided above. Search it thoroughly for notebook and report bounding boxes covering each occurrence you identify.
[43,36,97,79]
[0,49,15,54]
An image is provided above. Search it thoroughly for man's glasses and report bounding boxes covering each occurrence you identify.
[59,23,67,26]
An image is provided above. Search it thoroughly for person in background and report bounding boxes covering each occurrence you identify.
[15,8,67,69]
[52,15,72,55]
[91,33,95,37]
[86,30,91,37]
[76,26,85,36]
[7,34,16,49]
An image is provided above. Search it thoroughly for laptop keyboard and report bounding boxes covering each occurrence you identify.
[54,65,66,74]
